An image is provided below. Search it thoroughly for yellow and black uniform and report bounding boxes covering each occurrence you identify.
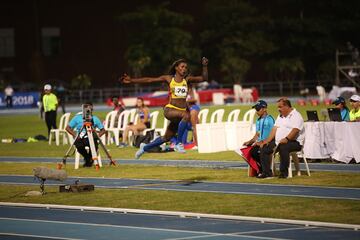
[43,93,58,136]
[163,77,189,134]
[165,77,188,111]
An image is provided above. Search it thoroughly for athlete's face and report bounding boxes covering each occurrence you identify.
[176,62,188,77]
[136,99,143,108]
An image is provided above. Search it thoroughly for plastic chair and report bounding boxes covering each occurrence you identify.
[271,147,311,178]
[134,111,160,142]
[49,113,72,146]
[198,108,209,124]
[210,109,225,123]
[101,111,118,145]
[227,109,241,122]
[74,148,102,169]
[107,110,131,145]
[243,109,256,123]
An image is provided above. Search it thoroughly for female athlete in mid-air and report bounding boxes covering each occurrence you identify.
[121,57,208,159]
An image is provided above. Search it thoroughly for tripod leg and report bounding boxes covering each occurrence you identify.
[85,124,100,170]
[95,132,116,166]
[58,125,84,169]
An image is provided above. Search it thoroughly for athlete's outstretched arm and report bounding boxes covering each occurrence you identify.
[121,74,170,84]
[187,57,208,83]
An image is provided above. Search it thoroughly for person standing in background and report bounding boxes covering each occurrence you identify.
[4,85,14,108]
[42,84,58,137]
[56,84,66,114]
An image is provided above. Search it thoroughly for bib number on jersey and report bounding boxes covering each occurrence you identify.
[174,86,187,97]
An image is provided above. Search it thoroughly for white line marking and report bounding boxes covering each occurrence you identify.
[0,217,222,236]
[0,232,85,240]
[1,202,359,230]
[231,226,317,235]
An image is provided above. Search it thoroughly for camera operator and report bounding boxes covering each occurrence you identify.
[65,103,105,167]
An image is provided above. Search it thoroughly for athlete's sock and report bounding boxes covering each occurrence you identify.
[143,137,165,152]
[177,120,188,144]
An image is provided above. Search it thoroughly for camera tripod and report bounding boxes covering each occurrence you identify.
[58,121,116,170]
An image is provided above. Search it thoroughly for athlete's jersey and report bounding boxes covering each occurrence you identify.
[169,77,188,99]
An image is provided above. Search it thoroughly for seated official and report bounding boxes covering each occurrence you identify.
[65,103,105,167]
[258,98,305,178]
[332,96,350,121]
[349,94,360,121]
[243,100,275,175]
[118,98,150,147]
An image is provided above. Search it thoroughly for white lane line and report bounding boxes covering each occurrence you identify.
[164,233,289,240]
[0,232,85,240]
[163,226,315,240]
[231,226,317,235]
[0,217,224,236]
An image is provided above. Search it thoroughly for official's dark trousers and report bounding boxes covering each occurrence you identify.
[249,145,262,171]
[74,137,99,166]
[5,96,12,108]
[45,110,57,136]
[260,140,302,176]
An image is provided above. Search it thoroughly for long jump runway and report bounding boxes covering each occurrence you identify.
[0,204,359,240]
[1,156,360,173]
[1,175,359,201]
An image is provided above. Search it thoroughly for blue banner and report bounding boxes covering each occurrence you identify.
[0,92,40,109]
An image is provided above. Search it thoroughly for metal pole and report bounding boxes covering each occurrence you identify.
[335,49,340,86]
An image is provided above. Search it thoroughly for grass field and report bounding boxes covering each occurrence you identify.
[0,102,359,225]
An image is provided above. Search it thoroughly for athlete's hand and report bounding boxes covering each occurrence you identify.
[202,57,208,66]
[121,73,131,84]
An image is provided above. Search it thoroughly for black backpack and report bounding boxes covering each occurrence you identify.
[133,130,161,152]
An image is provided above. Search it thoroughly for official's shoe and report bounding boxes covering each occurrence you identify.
[135,143,146,159]
[256,173,273,179]
[174,143,186,153]
[278,173,288,179]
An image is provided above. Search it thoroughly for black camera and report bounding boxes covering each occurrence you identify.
[82,104,93,122]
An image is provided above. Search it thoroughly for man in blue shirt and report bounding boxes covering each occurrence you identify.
[244,100,275,176]
[66,103,105,167]
[332,96,350,121]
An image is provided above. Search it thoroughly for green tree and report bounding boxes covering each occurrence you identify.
[118,3,201,76]
[71,74,92,90]
[200,0,276,83]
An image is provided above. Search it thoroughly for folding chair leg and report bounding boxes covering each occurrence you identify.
[75,150,80,169]
[303,155,311,176]
[48,133,52,145]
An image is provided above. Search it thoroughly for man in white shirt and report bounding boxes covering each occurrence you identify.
[259,97,305,178]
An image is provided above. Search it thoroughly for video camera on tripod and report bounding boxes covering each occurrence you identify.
[82,104,93,122]
[58,103,116,170]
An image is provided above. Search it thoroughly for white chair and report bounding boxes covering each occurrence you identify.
[197,122,227,153]
[210,109,225,123]
[155,117,169,136]
[74,148,102,169]
[272,147,311,178]
[198,108,209,124]
[49,113,72,146]
[101,111,118,145]
[316,86,326,102]
[128,108,138,123]
[227,109,241,122]
[212,92,225,105]
[135,111,160,139]
[233,84,242,103]
[107,110,131,145]
[243,109,256,123]
[242,88,254,103]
